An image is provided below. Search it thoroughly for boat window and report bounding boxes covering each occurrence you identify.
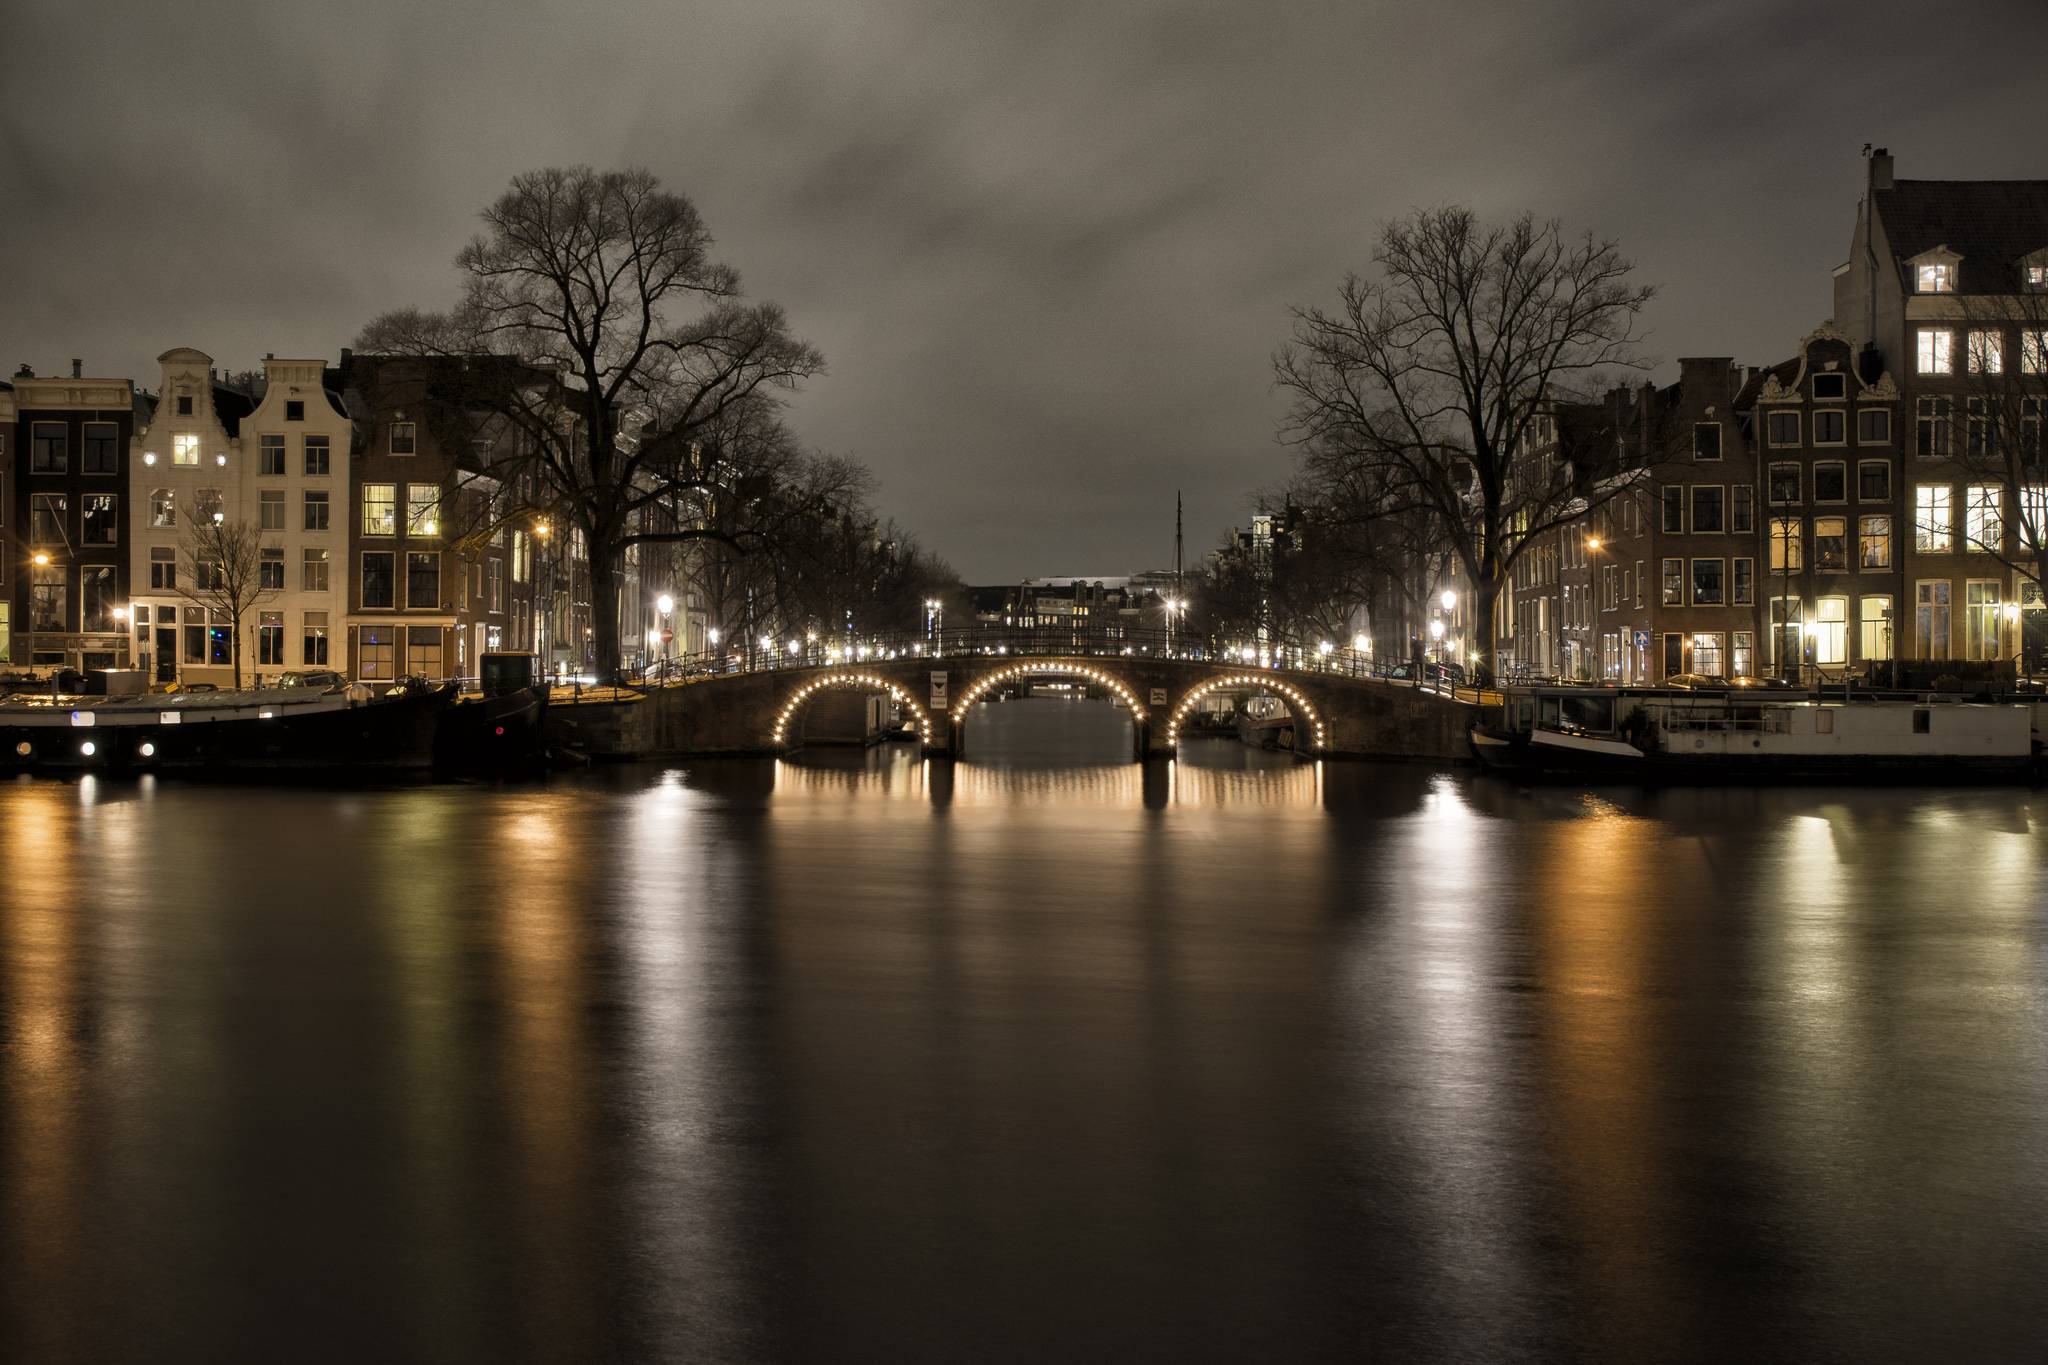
[1539,697,1560,727]
[1560,695,1614,732]
[1913,708,1931,735]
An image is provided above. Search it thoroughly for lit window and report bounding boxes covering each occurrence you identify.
[1917,262,1955,293]
[407,485,439,536]
[1915,485,1952,553]
[2029,265,2048,293]
[362,484,396,536]
[173,432,201,466]
[1965,485,2002,552]
[1770,517,1803,571]
[1814,517,1847,570]
[1691,632,1724,675]
[151,487,176,528]
[1813,597,1848,665]
[1967,331,2003,374]
[1859,515,1891,569]
[1916,329,1953,374]
[82,494,118,546]
[1860,597,1893,660]
[1965,581,2002,660]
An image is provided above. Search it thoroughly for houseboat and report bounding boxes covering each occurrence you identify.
[0,674,454,777]
[1471,684,2040,782]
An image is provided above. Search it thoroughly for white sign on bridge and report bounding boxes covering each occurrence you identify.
[929,671,948,708]
[1149,688,1167,707]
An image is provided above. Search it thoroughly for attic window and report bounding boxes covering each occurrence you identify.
[2028,265,2048,292]
[1916,262,1955,294]
[177,395,193,416]
[1812,373,1847,400]
[285,400,305,422]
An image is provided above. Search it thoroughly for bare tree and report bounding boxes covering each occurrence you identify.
[357,166,825,680]
[1275,207,1656,682]
[177,517,279,689]
[1947,298,2048,670]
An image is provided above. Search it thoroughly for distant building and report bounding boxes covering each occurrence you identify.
[1834,148,2047,668]
[7,360,139,672]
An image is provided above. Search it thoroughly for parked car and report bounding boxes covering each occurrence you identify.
[1663,673,1731,690]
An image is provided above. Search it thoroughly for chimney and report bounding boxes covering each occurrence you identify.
[70,358,82,378]
[1869,146,1893,191]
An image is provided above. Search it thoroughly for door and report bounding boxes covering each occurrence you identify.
[1662,632,1684,680]
[154,627,178,683]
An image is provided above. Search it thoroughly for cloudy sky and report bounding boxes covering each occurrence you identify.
[4,1,2044,580]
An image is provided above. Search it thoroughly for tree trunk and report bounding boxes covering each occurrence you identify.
[1473,575,1501,686]
[587,532,625,685]
[231,614,243,690]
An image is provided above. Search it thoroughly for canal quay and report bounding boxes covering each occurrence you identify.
[4,700,2047,1361]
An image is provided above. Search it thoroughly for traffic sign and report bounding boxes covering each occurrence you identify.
[660,628,675,644]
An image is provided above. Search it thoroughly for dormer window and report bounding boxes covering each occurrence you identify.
[1916,261,1956,294]
[1812,373,1846,401]
[2030,265,2048,293]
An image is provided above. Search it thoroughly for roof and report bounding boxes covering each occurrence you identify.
[211,384,256,437]
[1874,179,2048,293]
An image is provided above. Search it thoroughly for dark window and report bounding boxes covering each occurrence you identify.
[1814,410,1845,444]
[1661,485,1684,532]
[30,493,66,544]
[260,434,286,475]
[81,568,117,632]
[1767,411,1799,446]
[362,552,395,608]
[1732,485,1755,533]
[1691,559,1724,605]
[259,549,285,591]
[1859,462,1891,502]
[304,489,330,531]
[150,547,176,591]
[285,400,305,422]
[1690,486,1724,533]
[259,613,285,665]
[406,552,440,609]
[1857,408,1890,444]
[1812,373,1847,400]
[390,422,417,456]
[1917,397,1951,457]
[1814,463,1847,502]
[1769,464,1800,504]
[82,422,119,474]
[1693,423,1721,460]
[30,422,66,473]
[177,396,193,416]
[304,435,330,476]
[82,494,118,545]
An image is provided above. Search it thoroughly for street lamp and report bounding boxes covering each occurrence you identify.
[1428,617,1446,681]
[654,593,675,679]
[1440,588,1457,613]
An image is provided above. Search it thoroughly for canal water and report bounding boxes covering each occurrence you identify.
[3,696,2045,1362]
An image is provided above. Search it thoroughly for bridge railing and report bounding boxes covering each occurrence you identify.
[632,625,1481,695]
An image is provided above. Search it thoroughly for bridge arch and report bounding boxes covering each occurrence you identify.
[951,659,1146,715]
[771,670,933,750]
[1165,673,1327,751]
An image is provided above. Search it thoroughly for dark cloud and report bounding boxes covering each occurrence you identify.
[4,0,2045,579]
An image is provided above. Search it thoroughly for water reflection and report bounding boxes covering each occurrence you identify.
[2,765,2046,1360]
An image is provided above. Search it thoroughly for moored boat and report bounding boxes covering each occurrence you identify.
[0,677,454,778]
[1473,684,2039,782]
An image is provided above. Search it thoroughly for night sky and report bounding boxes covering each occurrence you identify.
[5,1,2045,581]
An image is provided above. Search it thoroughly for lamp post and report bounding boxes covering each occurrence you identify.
[1428,616,1446,685]
[533,521,553,679]
[656,592,674,680]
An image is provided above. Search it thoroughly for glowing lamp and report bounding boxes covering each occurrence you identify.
[1440,590,1457,612]
[657,594,674,616]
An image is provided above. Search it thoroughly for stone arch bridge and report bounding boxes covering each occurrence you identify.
[630,652,1480,763]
